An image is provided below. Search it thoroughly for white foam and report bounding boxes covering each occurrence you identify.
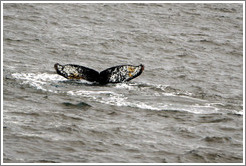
[67,90,128,106]
[67,90,123,96]
[237,110,244,116]
[12,72,65,93]
[230,109,244,116]
[67,89,219,114]
[12,73,66,82]
[115,83,136,90]
[11,72,241,115]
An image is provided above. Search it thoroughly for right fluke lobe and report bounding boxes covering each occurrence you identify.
[99,64,144,84]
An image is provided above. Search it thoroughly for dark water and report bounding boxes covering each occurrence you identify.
[2,3,244,163]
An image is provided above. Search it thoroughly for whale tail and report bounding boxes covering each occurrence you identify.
[54,63,144,85]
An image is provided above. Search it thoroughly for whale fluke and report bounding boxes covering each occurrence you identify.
[54,63,144,85]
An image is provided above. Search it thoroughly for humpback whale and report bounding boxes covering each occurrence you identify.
[54,63,144,85]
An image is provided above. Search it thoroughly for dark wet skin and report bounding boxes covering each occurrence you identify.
[54,63,144,85]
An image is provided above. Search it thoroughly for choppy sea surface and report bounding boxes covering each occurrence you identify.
[2,3,244,163]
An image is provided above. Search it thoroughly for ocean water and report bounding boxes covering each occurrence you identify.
[2,3,244,163]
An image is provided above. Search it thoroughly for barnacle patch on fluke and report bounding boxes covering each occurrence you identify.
[54,63,144,85]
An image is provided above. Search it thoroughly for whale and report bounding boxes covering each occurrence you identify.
[54,63,144,85]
